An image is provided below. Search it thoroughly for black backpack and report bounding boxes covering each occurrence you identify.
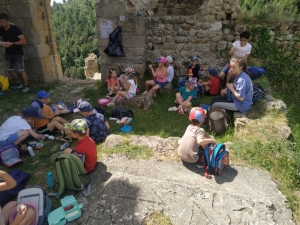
[207,109,230,135]
[252,84,266,104]
[111,106,134,119]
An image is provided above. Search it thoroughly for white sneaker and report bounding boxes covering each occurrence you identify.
[142,91,148,94]
[168,106,178,111]
[107,102,115,107]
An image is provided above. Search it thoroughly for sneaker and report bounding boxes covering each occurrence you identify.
[107,102,115,107]
[184,108,190,113]
[10,83,23,89]
[168,106,178,111]
[21,86,29,93]
[106,93,112,98]
[142,91,148,94]
[178,106,184,114]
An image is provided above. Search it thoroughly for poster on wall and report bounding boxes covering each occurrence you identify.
[100,20,113,38]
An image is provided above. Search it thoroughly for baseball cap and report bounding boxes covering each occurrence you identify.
[186,78,198,88]
[208,69,218,77]
[64,119,88,134]
[190,56,198,61]
[156,56,167,63]
[189,107,206,123]
[37,90,50,99]
[22,106,43,119]
[73,101,93,113]
[72,99,84,113]
[166,56,173,63]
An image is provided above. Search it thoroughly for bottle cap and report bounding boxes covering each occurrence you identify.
[47,172,52,176]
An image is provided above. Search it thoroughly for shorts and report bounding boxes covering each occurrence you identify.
[154,80,166,88]
[37,125,52,134]
[221,63,230,74]
[0,132,19,146]
[5,54,25,71]
[204,90,218,96]
[126,92,136,98]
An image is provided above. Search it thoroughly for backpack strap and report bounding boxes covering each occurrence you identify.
[55,156,66,198]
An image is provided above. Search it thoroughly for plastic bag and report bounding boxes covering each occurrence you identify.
[103,26,125,57]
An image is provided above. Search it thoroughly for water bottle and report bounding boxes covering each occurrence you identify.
[226,88,232,101]
[46,172,54,188]
[27,146,35,157]
[60,142,69,151]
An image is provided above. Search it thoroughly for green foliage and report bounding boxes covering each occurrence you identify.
[51,0,98,79]
[239,0,300,20]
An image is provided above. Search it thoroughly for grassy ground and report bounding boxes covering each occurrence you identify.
[1,73,300,223]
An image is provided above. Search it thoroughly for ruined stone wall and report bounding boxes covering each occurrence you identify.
[0,0,63,83]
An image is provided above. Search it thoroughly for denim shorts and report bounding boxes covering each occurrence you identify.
[154,80,166,88]
[221,63,230,74]
[0,132,19,146]
[5,54,25,71]
[126,92,136,98]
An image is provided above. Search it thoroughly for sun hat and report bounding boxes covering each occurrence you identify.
[73,101,93,113]
[189,107,206,123]
[156,56,167,63]
[37,90,50,99]
[64,119,88,134]
[166,56,173,63]
[186,78,198,88]
[22,106,43,119]
[122,67,135,75]
[190,56,198,61]
[208,69,218,77]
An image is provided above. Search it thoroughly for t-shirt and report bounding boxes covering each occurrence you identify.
[74,136,97,173]
[0,116,31,141]
[232,71,253,112]
[33,105,54,129]
[83,113,109,143]
[207,77,220,95]
[166,65,174,83]
[232,40,252,58]
[106,77,118,87]
[178,125,206,163]
[155,69,166,83]
[127,79,137,95]
[187,64,201,79]
[0,24,24,55]
[179,86,196,103]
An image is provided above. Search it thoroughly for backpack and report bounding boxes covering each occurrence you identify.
[195,83,203,98]
[204,143,230,176]
[0,74,9,91]
[207,109,230,135]
[0,144,23,167]
[248,66,265,80]
[0,169,30,207]
[9,187,52,225]
[55,154,90,198]
[178,77,187,90]
[252,83,266,104]
[111,106,134,119]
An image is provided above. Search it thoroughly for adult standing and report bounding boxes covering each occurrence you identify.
[165,56,174,83]
[0,13,29,92]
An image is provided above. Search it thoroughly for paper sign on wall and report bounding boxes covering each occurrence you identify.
[100,20,113,39]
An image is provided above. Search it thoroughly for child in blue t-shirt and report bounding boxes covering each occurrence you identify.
[169,78,197,114]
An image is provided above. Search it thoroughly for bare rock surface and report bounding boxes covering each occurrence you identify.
[73,156,295,225]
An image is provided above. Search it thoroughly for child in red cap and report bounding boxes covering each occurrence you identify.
[177,107,216,178]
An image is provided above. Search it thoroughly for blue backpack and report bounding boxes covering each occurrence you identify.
[204,143,230,176]
[252,84,266,104]
[248,66,265,80]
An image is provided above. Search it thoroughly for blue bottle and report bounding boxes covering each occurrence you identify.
[47,172,54,188]
[227,88,232,101]
[60,142,69,151]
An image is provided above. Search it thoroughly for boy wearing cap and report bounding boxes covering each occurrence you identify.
[31,90,68,134]
[178,107,216,165]
[64,119,97,173]
[0,106,45,146]
[199,69,220,96]
[74,101,110,143]
[187,56,204,80]
[143,56,167,97]
[166,56,174,83]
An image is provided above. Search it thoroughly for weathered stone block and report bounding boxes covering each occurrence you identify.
[122,34,145,48]
[116,93,154,110]
[210,21,222,31]
[175,37,184,43]
[25,43,50,59]
[96,2,125,18]
[122,17,145,34]
[217,41,228,50]
[181,24,192,30]
[200,7,210,16]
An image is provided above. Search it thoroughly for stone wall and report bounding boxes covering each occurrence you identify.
[0,0,63,83]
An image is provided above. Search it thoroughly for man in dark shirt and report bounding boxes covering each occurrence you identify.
[0,13,29,92]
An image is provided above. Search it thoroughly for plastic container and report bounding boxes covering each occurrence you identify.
[27,146,35,157]
[226,88,232,101]
[60,142,69,151]
[47,172,55,188]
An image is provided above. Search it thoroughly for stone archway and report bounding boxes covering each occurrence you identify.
[0,0,63,83]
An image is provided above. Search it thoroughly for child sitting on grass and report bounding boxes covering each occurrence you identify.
[74,100,110,143]
[106,68,122,98]
[64,119,97,173]
[31,90,68,134]
[199,69,220,96]
[168,78,197,114]
[178,107,216,178]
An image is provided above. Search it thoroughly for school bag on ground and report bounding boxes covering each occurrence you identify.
[178,77,187,90]
[204,143,230,176]
[111,106,134,119]
[207,109,230,135]
[55,154,90,198]
[252,83,266,104]
[248,66,265,80]
[0,169,30,207]
[0,144,23,167]
[195,83,203,98]
[8,187,52,225]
